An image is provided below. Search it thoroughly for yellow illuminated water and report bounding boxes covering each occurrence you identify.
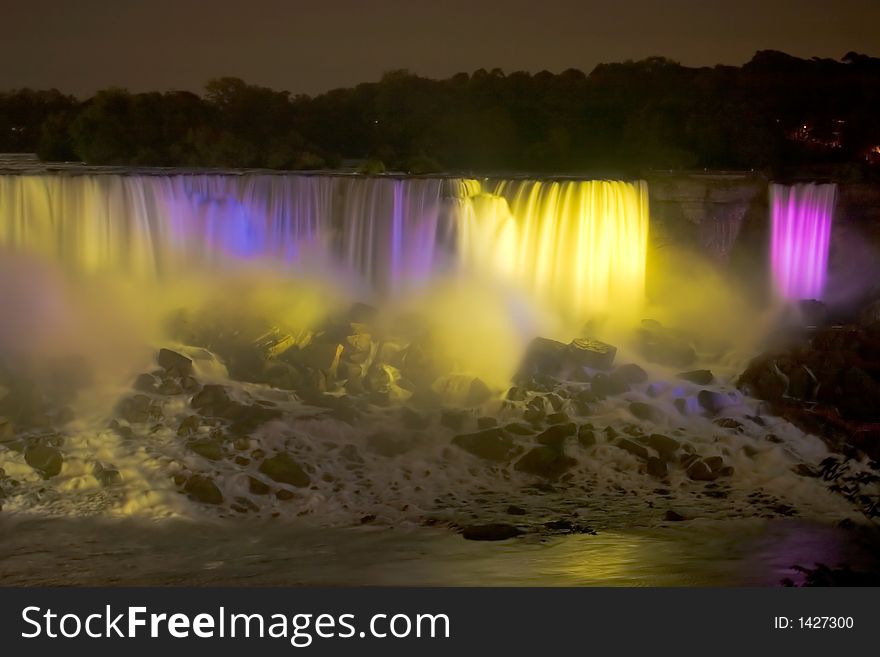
[458,179,649,323]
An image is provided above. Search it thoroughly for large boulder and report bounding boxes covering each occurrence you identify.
[25,443,63,478]
[157,349,193,377]
[452,428,516,461]
[514,445,576,479]
[184,475,223,504]
[567,337,617,370]
[258,453,310,487]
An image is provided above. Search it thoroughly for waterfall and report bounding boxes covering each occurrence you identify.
[457,179,650,321]
[0,173,650,320]
[770,183,836,301]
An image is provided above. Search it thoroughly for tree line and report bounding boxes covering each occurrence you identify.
[1,50,878,176]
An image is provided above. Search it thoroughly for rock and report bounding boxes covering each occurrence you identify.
[677,370,714,385]
[276,489,295,501]
[258,453,310,487]
[590,372,629,397]
[476,416,497,429]
[225,403,282,435]
[295,341,343,374]
[157,349,193,376]
[647,433,680,460]
[646,457,668,478]
[713,417,744,431]
[231,497,260,514]
[133,373,158,392]
[535,422,576,449]
[184,475,223,504]
[190,384,232,414]
[402,338,454,390]
[506,505,527,515]
[629,401,664,423]
[116,394,155,424]
[545,411,570,425]
[452,428,516,461]
[738,354,789,402]
[704,456,725,472]
[461,523,524,541]
[177,415,201,437]
[614,363,648,384]
[506,386,527,401]
[92,462,122,487]
[568,337,617,370]
[516,337,568,380]
[616,437,650,460]
[187,438,224,461]
[664,510,686,521]
[25,443,63,478]
[248,477,271,495]
[686,459,716,481]
[157,379,183,396]
[504,422,534,435]
[514,446,577,479]
[577,425,596,447]
[637,321,696,367]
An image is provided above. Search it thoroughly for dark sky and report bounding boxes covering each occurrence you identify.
[2,0,878,97]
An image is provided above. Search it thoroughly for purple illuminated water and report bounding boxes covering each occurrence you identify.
[770,183,837,300]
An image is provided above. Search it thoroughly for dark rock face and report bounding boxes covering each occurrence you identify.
[514,445,577,479]
[516,337,568,381]
[647,433,680,460]
[24,443,63,478]
[738,322,880,459]
[616,437,650,460]
[258,453,310,487]
[92,462,121,487]
[535,423,576,449]
[461,524,524,541]
[577,425,596,447]
[157,349,193,376]
[676,369,714,385]
[184,475,223,504]
[452,428,516,461]
[568,337,617,370]
[629,401,664,423]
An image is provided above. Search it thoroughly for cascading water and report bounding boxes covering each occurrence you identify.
[457,178,650,321]
[1,169,868,550]
[0,174,459,298]
[0,173,649,321]
[770,182,837,301]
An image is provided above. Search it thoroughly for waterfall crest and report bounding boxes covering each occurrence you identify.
[0,173,649,320]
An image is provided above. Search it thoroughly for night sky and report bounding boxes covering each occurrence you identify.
[2,0,878,97]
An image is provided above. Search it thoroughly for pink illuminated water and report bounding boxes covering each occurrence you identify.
[770,183,836,300]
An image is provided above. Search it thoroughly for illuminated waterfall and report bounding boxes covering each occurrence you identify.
[0,174,457,297]
[458,179,650,320]
[770,183,836,300]
[0,173,649,319]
